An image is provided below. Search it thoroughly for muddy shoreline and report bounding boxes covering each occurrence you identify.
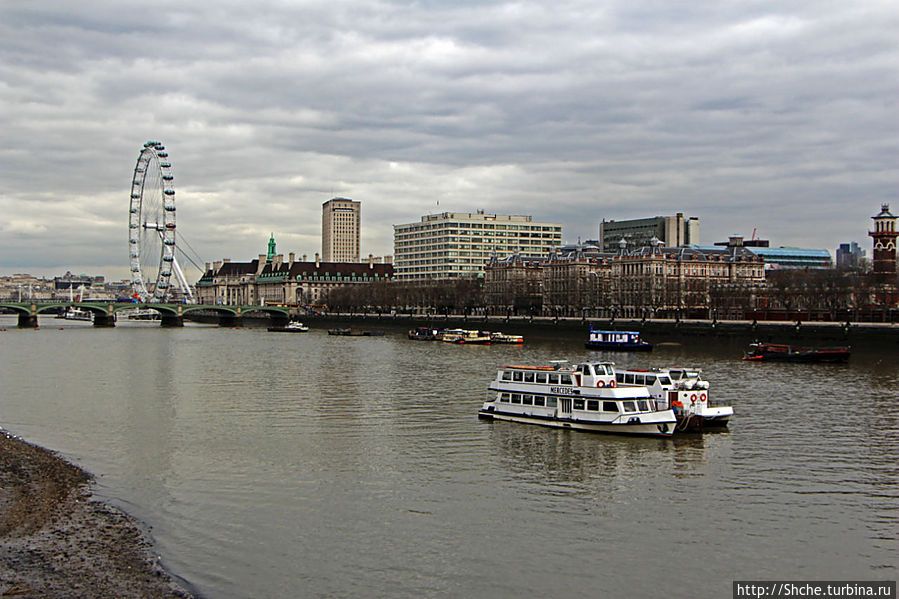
[0,431,195,598]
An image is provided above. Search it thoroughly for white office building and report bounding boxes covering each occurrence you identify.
[393,211,562,280]
[322,198,361,263]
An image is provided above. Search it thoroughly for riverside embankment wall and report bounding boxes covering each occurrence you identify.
[301,313,899,347]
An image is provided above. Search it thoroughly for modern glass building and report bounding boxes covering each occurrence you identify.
[393,211,562,280]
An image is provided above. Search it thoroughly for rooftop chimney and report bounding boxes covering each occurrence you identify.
[315,252,320,268]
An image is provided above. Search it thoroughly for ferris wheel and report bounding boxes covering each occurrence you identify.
[128,140,193,302]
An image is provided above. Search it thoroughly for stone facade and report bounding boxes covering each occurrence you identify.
[196,253,393,306]
[485,241,765,317]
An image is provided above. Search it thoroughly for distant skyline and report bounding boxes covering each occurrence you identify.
[1,1,897,281]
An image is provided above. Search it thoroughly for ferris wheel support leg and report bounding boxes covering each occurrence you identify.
[172,256,194,302]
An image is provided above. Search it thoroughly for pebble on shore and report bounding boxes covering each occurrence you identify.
[0,432,194,599]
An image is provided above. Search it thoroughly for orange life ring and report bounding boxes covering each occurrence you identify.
[690,394,698,404]
[610,380,616,388]
[699,393,707,402]
[597,380,605,387]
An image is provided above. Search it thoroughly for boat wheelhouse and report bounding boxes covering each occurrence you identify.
[479,361,676,437]
[585,329,652,351]
[614,367,733,431]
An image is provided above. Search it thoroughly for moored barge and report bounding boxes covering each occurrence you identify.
[742,342,850,363]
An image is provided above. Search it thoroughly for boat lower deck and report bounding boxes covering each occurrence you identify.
[479,408,675,437]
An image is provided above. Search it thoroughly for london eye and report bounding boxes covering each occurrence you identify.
[128,140,193,302]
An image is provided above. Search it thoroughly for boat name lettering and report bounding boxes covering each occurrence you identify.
[550,386,575,395]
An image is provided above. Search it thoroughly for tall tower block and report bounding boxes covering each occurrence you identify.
[322,198,361,263]
[869,204,898,277]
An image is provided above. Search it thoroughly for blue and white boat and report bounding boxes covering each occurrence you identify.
[585,328,652,351]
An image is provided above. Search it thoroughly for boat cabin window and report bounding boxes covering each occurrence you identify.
[536,373,547,384]
[548,374,560,385]
[573,399,585,410]
[587,400,599,411]
[659,376,671,385]
[622,401,637,413]
[559,374,573,385]
[511,394,521,404]
[524,372,535,383]
[502,371,512,381]
[534,396,545,407]
[546,397,558,408]
[522,395,533,405]
[616,373,624,383]
[513,371,523,382]
[500,393,510,402]
[625,374,635,385]
[602,401,618,412]
[637,400,649,412]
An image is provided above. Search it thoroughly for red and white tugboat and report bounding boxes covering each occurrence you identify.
[479,361,676,437]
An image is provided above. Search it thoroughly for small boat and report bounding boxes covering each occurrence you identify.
[268,321,309,332]
[328,328,384,336]
[615,367,733,431]
[408,327,441,340]
[742,342,850,363]
[479,360,676,437]
[118,307,160,320]
[489,332,524,344]
[57,307,93,322]
[440,329,491,344]
[585,328,652,351]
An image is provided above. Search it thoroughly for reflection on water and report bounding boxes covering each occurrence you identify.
[0,316,896,598]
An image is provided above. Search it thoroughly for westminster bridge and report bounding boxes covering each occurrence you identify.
[0,301,291,328]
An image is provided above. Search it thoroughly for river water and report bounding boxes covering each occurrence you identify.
[0,315,896,598]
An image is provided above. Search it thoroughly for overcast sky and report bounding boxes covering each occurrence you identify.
[1,0,897,281]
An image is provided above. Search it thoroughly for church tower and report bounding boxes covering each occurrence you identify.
[869,204,898,277]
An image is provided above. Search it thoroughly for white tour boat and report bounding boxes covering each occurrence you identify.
[439,329,492,344]
[57,307,94,322]
[479,361,676,437]
[489,332,524,344]
[268,321,310,332]
[614,367,733,431]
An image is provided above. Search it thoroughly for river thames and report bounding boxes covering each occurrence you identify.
[0,315,896,598]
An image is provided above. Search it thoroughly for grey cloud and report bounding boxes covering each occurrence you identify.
[0,0,897,277]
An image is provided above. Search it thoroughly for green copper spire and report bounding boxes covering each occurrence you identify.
[267,233,276,261]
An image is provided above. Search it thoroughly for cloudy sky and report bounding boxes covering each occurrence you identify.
[1,0,897,281]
